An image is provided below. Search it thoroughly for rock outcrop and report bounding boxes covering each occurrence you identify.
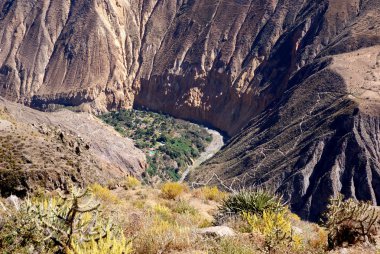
[197,226,236,238]
[0,0,380,219]
[0,97,146,196]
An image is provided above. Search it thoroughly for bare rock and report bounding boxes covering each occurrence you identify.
[197,226,236,238]
[6,195,20,211]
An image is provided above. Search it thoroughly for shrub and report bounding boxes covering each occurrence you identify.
[219,189,283,217]
[244,210,302,253]
[122,176,141,190]
[324,194,379,249]
[90,183,120,204]
[152,204,172,221]
[200,186,228,202]
[69,227,133,254]
[160,182,187,200]
[134,219,191,254]
[171,200,197,215]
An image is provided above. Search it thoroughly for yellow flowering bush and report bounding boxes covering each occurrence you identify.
[160,182,187,199]
[90,183,120,204]
[200,186,228,202]
[122,176,141,189]
[244,210,302,252]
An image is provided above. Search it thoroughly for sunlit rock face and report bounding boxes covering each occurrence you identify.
[1,0,380,220]
[0,97,146,196]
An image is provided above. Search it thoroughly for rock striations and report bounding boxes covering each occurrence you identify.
[192,46,380,221]
[0,0,380,220]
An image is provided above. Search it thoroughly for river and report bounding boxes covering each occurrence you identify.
[179,128,225,182]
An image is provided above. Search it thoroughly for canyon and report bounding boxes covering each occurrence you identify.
[0,0,380,220]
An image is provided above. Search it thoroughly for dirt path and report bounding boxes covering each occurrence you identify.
[179,128,225,182]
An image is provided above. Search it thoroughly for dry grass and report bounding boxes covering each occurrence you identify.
[121,176,141,190]
[108,185,217,253]
[133,218,193,254]
[194,186,228,202]
[90,183,120,204]
[3,183,375,254]
[109,185,332,254]
[209,235,260,254]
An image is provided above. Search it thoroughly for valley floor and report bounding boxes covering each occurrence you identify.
[180,128,225,182]
[99,109,222,182]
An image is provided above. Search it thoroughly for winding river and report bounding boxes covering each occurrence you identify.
[179,128,225,182]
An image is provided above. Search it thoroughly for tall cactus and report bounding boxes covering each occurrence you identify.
[324,194,379,249]
[1,186,131,254]
[24,186,131,253]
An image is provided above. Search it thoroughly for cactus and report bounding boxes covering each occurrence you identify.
[0,186,132,253]
[25,187,102,250]
[324,194,379,249]
[26,186,130,253]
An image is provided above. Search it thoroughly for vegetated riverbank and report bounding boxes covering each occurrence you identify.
[180,128,224,182]
[99,109,224,182]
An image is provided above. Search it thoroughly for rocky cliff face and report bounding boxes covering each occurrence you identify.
[191,46,380,220]
[0,0,380,219]
[2,0,378,135]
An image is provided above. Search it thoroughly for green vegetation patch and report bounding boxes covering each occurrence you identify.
[99,109,212,182]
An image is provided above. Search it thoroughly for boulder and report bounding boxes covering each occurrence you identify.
[197,226,235,238]
[6,195,20,211]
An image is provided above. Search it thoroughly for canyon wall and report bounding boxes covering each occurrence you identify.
[191,46,380,220]
[2,0,379,135]
[1,0,380,219]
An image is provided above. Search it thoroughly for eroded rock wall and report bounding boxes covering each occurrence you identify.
[2,0,379,135]
[191,47,380,221]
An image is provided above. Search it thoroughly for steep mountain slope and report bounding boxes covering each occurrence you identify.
[0,0,380,219]
[0,97,146,196]
[2,0,378,135]
[191,46,380,220]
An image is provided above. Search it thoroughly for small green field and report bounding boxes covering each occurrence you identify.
[99,109,212,182]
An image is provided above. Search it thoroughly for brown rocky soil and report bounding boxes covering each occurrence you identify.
[0,97,146,196]
[0,0,380,220]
